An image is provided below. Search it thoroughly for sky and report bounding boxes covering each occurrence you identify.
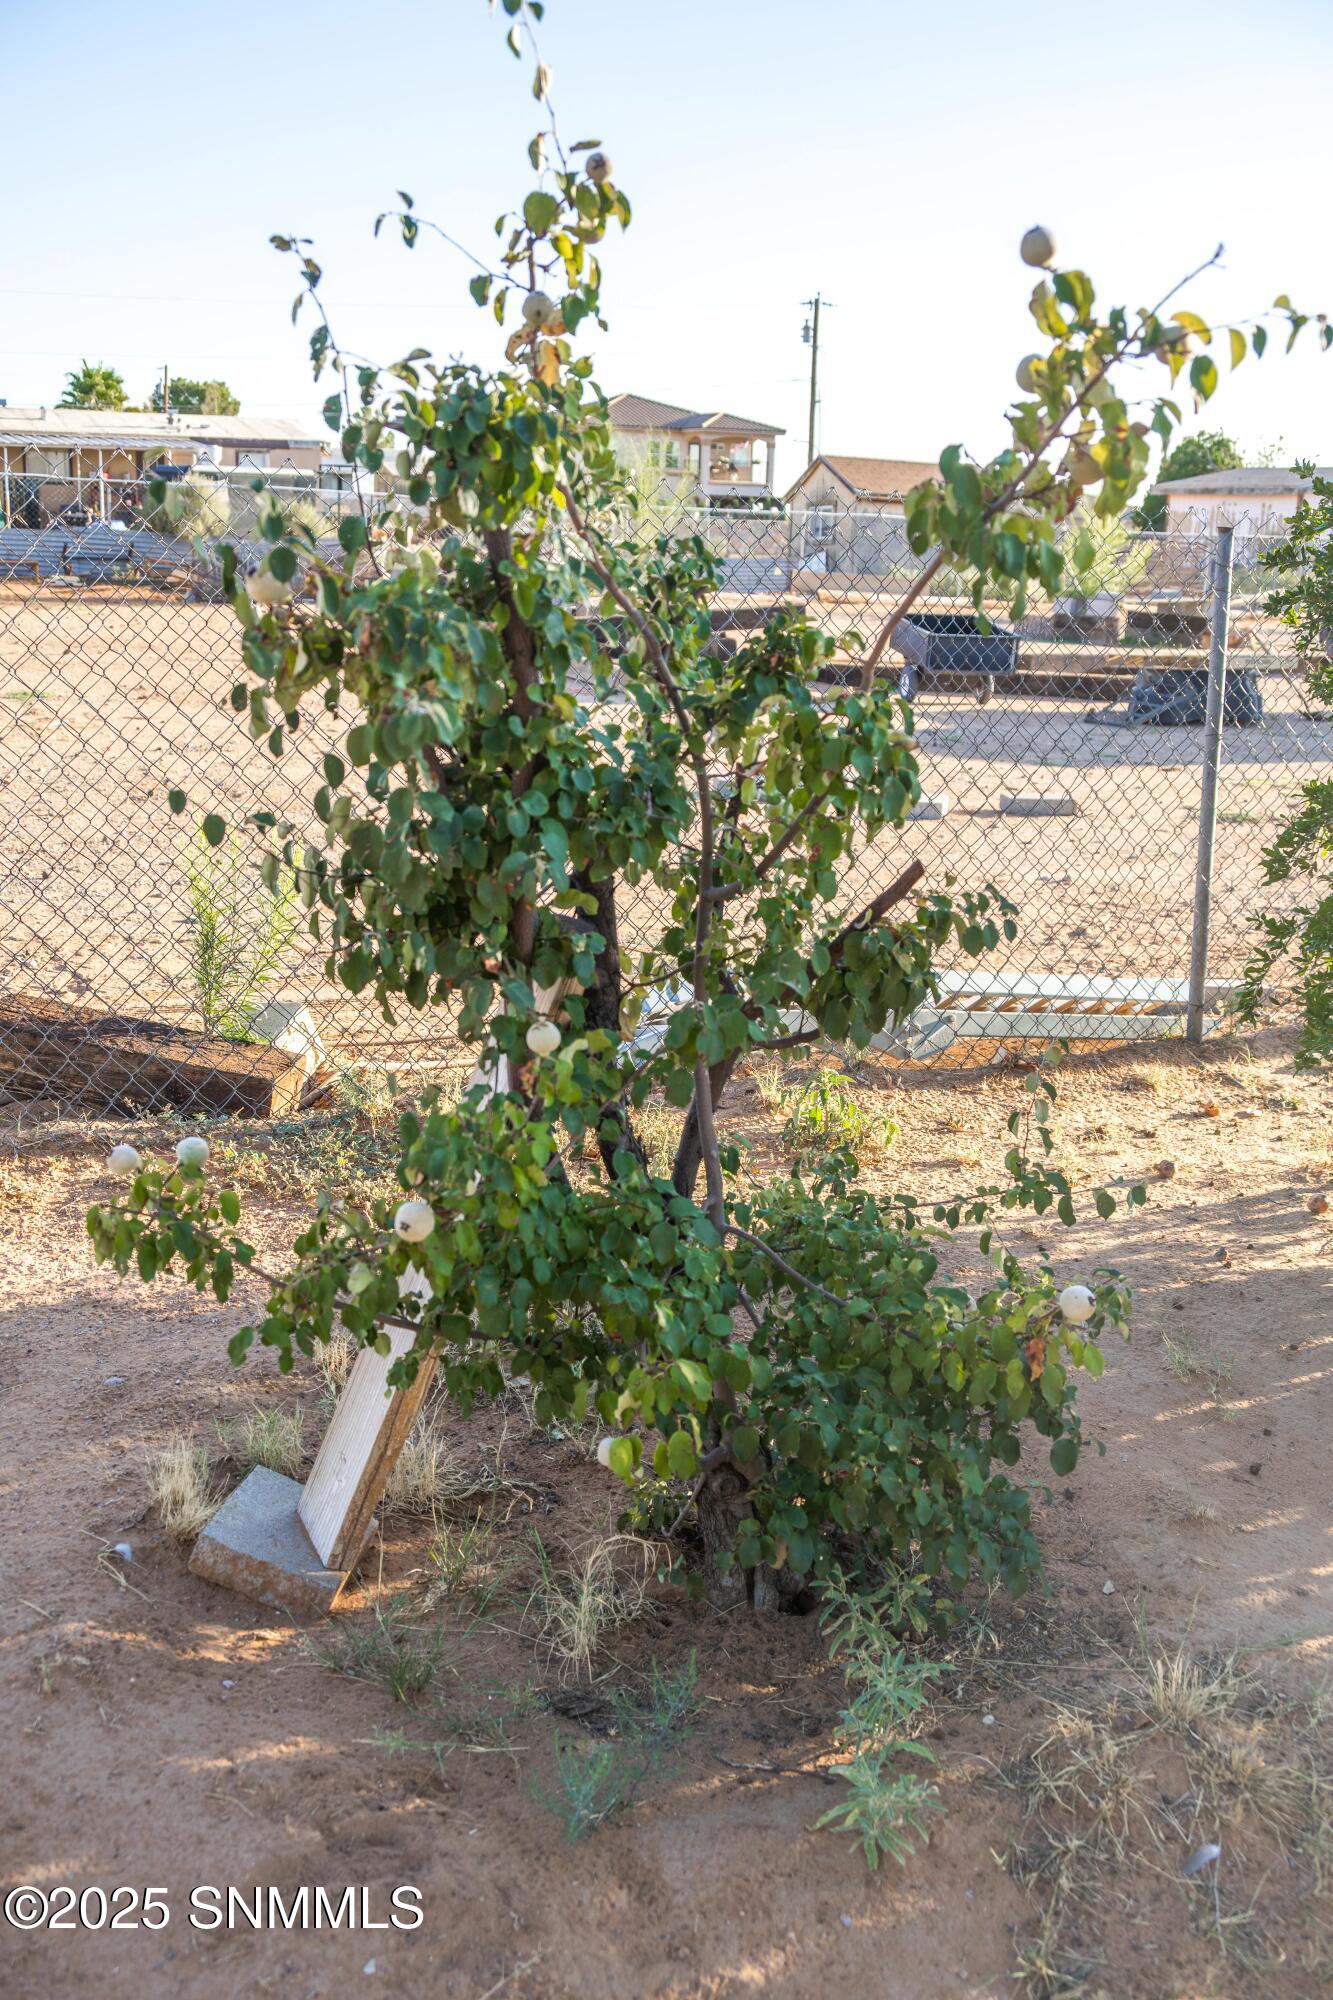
[5,0,1332,490]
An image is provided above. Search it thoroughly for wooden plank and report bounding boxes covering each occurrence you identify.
[0,992,305,1117]
[297,1277,442,1572]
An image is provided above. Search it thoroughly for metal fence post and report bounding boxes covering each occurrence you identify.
[1186,525,1235,1043]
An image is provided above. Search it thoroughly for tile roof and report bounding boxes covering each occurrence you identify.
[792,454,941,501]
[607,393,782,436]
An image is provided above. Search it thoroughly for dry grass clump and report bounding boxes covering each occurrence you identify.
[315,1329,356,1393]
[527,1531,660,1682]
[217,1404,305,1478]
[386,1419,463,1514]
[1004,1645,1332,1995]
[146,1435,216,1540]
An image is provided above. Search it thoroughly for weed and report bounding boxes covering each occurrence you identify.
[536,1735,638,1839]
[1006,1644,1331,1995]
[0,683,53,733]
[217,1404,304,1478]
[535,1653,697,1840]
[1131,1647,1240,1735]
[314,1329,355,1394]
[527,1531,659,1682]
[146,1435,216,1540]
[386,1419,460,1515]
[212,1114,400,1204]
[312,1602,451,1704]
[608,1652,699,1750]
[1161,1332,1234,1412]
[183,823,299,1038]
[813,1572,943,1869]
[423,1514,513,1616]
[780,1070,898,1162]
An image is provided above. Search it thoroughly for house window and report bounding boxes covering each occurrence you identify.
[238,450,270,470]
[808,506,834,543]
[664,440,679,470]
[751,440,767,481]
[25,447,71,478]
[687,442,700,476]
[646,439,661,469]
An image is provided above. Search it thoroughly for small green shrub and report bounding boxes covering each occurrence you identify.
[535,1653,697,1839]
[813,1574,942,1868]
[312,1602,451,1703]
[183,823,298,1037]
[779,1069,898,1160]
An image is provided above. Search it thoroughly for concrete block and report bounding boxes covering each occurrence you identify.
[189,1466,374,1616]
[908,791,950,821]
[999,793,1080,817]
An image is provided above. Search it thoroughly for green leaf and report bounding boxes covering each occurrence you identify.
[607,1436,636,1481]
[337,515,367,557]
[523,191,559,236]
[167,788,187,815]
[666,1430,697,1479]
[201,814,226,848]
[1189,354,1218,401]
[730,1424,760,1464]
[1050,1437,1078,1477]
[1229,327,1246,370]
[268,544,297,583]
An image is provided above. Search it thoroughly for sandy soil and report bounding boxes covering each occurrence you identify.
[1,1027,1329,1999]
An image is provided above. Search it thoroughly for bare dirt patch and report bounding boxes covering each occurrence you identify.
[1,1028,1329,1998]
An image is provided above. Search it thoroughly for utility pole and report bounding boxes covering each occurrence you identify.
[801,294,833,467]
[162,364,171,422]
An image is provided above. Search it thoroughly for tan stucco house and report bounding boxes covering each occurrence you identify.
[782,453,941,573]
[607,393,783,503]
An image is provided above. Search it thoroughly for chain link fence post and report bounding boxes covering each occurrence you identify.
[1186,525,1235,1043]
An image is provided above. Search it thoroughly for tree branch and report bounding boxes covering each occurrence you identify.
[858,244,1228,688]
[724,1223,848,1308]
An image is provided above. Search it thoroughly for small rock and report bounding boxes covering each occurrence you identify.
[111,1543,132,1562]
[1171,1298,1185,1310]
[1307,1193,1329,1216]
[1203,1102,1221,1118]
[221,1678,236,1690]
[1102,1579,1115,1595]
[1214,1248,1231,1265]
[1236,1107,1261,1120]
[840,1914,852,1928]
[1183,1842,1221,1878]
[1155,1160,1176,1180]
[1248,1463,1261,1477]
[1263,1427,1273,1437]
[102,1375,125,1387]
[363,1960,377,1976]
[982,1714,997,1726]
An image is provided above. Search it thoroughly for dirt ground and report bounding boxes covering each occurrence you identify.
[1,1024,1329,2000]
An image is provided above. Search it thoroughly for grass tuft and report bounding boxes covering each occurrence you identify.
[146,1435,216,1540]
[217,1404,305,1478]
[527,1531,659,1682]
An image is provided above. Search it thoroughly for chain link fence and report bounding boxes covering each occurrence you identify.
[0,449,1323,1122]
